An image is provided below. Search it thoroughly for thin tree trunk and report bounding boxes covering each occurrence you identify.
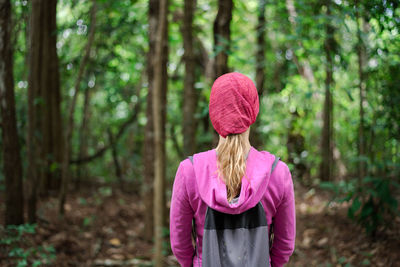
[0,0,24,225]
[76,86,92,189]
[143,0,157,242]
[107,129,124,191]
[356,0,367,184]
[320,0,334,181]
[212,0,233,145]
[182,0,197,157]
[59,1,97,215]
[250,0,266,149]
[153,0,168,265]
[170,122,184,158]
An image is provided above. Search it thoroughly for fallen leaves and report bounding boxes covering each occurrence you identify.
[109,238,121,247]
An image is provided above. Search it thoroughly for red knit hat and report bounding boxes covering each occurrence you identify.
[209,72,259,138]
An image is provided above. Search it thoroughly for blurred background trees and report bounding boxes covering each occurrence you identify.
[0,0,399,266]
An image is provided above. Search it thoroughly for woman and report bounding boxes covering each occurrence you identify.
[170,72,296,267]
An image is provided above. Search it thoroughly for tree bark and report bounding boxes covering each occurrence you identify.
[152,0,168,265]
[250,0,266,149]
[143,0,157,242]
[213,0,233,79]
[212,0,233,146]
[320,0,334,181]
[0,0,24,225]
[182,0,197,157]
[27,0,62,222]
[76,86,92,189]
[59,1,97,215]
[36,0,63,196]
[107,129,124,191]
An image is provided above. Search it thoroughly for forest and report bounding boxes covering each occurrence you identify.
[0,0,399,266]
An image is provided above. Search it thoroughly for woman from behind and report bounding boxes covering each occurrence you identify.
[170,72,296,267]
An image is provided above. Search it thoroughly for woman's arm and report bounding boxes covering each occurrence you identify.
[170,161,195,267]
[270,163,296,267]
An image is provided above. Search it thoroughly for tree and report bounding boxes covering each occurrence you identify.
[143,0,157,241]
[76,85,92,189]
[59,0,97,215]
[0,0,24,225]
[27,0,63,222]
[212,0,233,145]
[182,0,197,157]
[250,0,267,149]
[320,0,335,181]
[355,0,367,183]
[152,0,168,265]
[213,0,233,79]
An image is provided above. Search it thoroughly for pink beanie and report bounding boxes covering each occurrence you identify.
[209,72,259,138]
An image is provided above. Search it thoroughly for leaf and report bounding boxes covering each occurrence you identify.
[17,259,27,267]
[362,259,371,265]
[109,238,121,247]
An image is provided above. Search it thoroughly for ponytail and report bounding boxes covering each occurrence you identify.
[215,132,248,202]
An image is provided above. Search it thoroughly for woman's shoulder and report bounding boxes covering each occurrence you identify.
[255,148,291,174]
[178,148,216,169]
[256,150,293,193]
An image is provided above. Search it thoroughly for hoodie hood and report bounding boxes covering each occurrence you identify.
[192,146,276,214]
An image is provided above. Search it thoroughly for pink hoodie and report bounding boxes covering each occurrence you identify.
[170,146,296,267]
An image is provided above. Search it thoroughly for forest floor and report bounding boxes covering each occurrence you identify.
[1,181,399,267]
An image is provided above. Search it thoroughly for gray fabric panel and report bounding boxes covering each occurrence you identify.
[271,156,280,173]
[188,155,193,164]
[202,226,269,267]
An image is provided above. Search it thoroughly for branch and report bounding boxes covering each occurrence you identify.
[70,76,144,165]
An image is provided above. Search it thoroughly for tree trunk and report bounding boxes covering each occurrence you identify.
[31,0,63,196]
[182,0,197,157]
[59,1,97,215]
[213,0,233,79]
[143,0,157,242]
[76,86,92,190]
[320,0,334,181]
[0,0,24,225]
[107,129,124,191]
[27,0,62,222]
[212,0,233,145]
[250,0,266,149]
[356,0,367,184]
[152,0,168,265]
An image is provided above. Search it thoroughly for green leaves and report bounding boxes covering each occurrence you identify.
[320,160,400,235]
[0,224,56,266]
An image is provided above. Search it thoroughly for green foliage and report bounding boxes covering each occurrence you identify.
[98,186,113,197]
[0,224,56,266]
[320,160,400,235]
[4,0,400,248]
[82,215,96,228]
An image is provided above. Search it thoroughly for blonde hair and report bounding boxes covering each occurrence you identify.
[215,132,248,202]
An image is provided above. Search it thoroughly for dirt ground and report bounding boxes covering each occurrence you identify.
[1,181,399,267]
[288,182,400,267]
